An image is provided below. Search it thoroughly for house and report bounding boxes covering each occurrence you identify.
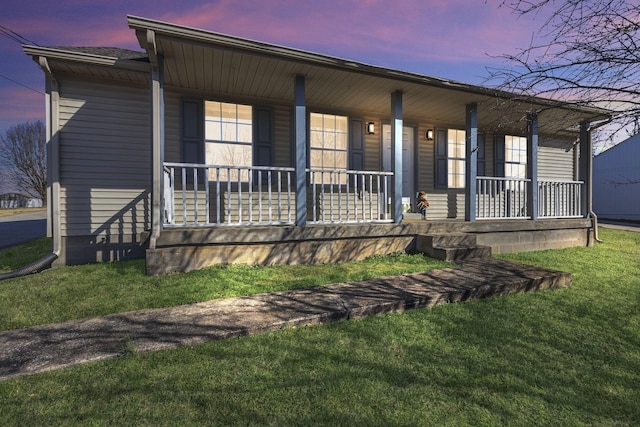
[23,16,613,274]
[593,134,640,221]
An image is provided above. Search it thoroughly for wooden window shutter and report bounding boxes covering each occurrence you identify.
[435,129,448,189]
[494,134,505,177]
[477,133,486,176]
[254,107,273,166]
[349,118,364,171]
[181,98,204,164]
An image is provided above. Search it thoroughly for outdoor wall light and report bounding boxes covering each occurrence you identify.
[426,129,434,140]
[367,122,375,135]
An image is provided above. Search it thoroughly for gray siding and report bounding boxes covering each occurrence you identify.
[58,78,151,237]
[538,139,575,181]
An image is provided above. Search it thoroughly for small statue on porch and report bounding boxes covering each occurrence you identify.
[417,191,430,220]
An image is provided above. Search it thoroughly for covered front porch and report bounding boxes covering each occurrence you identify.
[126,16,609,274]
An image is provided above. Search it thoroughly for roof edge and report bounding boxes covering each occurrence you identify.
[22,45,150,73]
[127,15,613,121]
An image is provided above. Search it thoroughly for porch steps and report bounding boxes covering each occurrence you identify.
[416,233,492,262]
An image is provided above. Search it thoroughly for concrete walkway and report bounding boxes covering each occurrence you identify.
[0,258,571,380]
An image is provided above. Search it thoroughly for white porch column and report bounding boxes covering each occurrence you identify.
[465,103,478,222]
[391,91,403,223]
[294,75,307,226]
[149,50,165,249]
[527,113,539,219]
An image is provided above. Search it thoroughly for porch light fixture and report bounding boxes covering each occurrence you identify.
[426,129,434,140]
[367,122,375,135]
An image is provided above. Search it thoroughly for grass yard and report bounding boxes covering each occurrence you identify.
[0,227,639,426]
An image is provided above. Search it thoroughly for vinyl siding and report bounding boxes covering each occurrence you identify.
[58,78,151,236]
[538,139,575,180]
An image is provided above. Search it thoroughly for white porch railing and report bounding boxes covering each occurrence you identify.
[164,162,295,226]
[476,177,531,219]
[163,163,393,227]
[307,169,393,224]
[476,177,584,220]
[538,179,583,218]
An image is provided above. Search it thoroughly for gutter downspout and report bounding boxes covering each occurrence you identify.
[586,119,614,244]
[40,56,62,258]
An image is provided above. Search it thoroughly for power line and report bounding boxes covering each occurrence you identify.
[0,72,44,95]
[0,24,39,46]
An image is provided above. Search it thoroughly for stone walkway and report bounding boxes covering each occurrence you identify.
[0,258,571,380]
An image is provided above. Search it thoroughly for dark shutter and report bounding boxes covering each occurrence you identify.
[181,98,203,164]
[494,134,505,177]
[254,107,273,167]
[435,129,448,189]
[349,118,364,171]
[477,133,486,176]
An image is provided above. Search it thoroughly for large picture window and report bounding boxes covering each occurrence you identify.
[447,129,466,189]
[310,112,348,183]
[505,135,527,178]
[205,101,253,180]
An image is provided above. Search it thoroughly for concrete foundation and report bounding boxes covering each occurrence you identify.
[146,218,592,275]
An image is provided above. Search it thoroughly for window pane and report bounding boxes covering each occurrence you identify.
[221,122,237,142]
[335,116,348,133]
[323,151,335,170]
[324,132,336,150]
[335,151,347,169]
[310,150,323,168]
[205,121,221,141]
[310,130,323,148]
[323,115,335,132]
[237,104,252,123]
[310,113,323,131]
[221,103,236,120]
[237,123,252,143]
[336,133,347,150]
[205,101,221,120]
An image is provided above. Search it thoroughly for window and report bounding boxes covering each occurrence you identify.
[310,112,348,183]
[204,101,253,181]
[505,135,527,178]
[448,129,466,188]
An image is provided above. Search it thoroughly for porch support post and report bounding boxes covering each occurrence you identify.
[465,103,478,222]
[148,30,165,249]
[527,113,539,220]
[294,75,307,226]
[391,90,403,223]
[579,121,592,218]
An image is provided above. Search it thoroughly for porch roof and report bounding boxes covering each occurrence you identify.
[127,15,613,139]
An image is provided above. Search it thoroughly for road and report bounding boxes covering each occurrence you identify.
[0,211,47,250]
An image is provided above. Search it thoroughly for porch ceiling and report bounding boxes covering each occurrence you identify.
[129,16,612,138]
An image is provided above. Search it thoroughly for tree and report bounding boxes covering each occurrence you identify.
[487,0,640,149]
[0,121,47,202]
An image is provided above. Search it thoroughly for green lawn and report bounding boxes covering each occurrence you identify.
[0,227,639,426]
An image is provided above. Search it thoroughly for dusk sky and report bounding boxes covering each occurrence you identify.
[0,0,550,135]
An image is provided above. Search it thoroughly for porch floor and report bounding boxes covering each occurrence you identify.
[0,258,570,379]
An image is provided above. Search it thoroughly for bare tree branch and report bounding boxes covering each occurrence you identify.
[488,0,640,147]
[0,121,47,202]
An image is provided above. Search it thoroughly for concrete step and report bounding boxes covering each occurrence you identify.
[416,233,492,262]
[417,233,478,249]
[421,245,493,262]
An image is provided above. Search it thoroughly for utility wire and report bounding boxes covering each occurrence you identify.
[0,72,44,95]
[0,24,39,46]
[0,24,42,95]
